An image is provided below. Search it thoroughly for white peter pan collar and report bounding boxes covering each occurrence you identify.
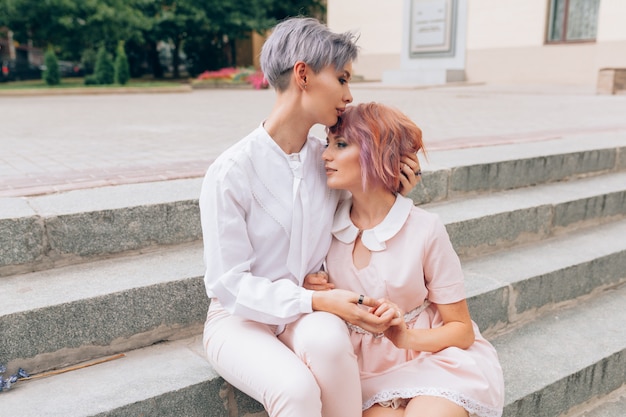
[332,195,413,251]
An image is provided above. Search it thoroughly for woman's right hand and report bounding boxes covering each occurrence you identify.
[311,289,397,334]
[303,271,335,291]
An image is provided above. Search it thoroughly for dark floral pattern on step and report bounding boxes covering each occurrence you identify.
[0,364,29,392]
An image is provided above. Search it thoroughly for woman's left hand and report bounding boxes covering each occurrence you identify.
[383,320,411,350]
[372,299,411,349]
[398,153,422,196]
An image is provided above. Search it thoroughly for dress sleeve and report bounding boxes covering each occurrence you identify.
[199,160,313,326]
[423,215,466,304]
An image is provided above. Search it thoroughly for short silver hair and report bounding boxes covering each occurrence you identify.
[260,17,359,91]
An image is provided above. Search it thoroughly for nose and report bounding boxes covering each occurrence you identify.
[344,87,353,104]
[322,146,331,161]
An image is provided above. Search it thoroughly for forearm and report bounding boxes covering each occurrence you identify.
[209,271,313,325]
[402,321,475,352]
[312,290,394,334]
[311,290,357,317]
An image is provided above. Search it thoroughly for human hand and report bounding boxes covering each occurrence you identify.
[303,271,334,291]
[398,153,422,196]
[374,300,410,349]
[312,290,393,334]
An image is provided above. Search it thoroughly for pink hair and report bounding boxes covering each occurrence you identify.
[328,102,424,193]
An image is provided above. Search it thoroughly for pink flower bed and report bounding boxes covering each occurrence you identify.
[195,67,268,89]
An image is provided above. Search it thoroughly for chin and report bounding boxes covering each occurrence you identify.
[326,180,340,190]
[325,115,339,127]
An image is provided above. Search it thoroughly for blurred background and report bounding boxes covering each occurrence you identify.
[2,0,624,88]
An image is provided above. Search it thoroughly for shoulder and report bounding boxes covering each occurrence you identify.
[307,134,326,147]
[408,205,440,224]
[207,127,267,179]
[201,130,268,203]
[405,203,447,238]
[306,134,326,155]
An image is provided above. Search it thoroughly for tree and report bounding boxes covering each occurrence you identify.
[81,48,97,75]
[266,0,326,21]
[94,45,114,84]
[0,0,78,57]
[0,0,327,78]
[182,0,275,74]
[0,0,151,64]
[43,47,61,85]
[182,0,325,74]
[149,0,211,78]
[115,41,130,84]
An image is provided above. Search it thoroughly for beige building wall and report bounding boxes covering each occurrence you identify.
[327,0,403,80]
[595,0,626,73]
[327,0,626,86]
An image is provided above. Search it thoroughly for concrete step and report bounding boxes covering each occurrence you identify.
[3,277,624,417]
[423,171,626,258]
[2,134,624,276]
[0,336,237,417]
[410,132,626,204]
[0,178,203,277]
[2,136,625,414]
[558,384,626,417]
[2,213,624,383]
[464,218,626,335]
[0,242,207,375]
[496,281,626,417]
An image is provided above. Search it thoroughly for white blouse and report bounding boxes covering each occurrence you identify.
[199,126,342,326]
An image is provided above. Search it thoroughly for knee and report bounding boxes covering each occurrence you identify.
[295,312,354,362]
[264,370,322,415]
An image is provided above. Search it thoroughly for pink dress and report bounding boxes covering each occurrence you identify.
[326,195,505,417]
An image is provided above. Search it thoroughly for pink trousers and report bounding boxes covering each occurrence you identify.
[203,300,362,417]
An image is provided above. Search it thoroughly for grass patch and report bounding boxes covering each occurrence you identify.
[0,77,185,90]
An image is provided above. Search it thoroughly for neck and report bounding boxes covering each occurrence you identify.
[349,188,396,231]
[264,91,313,154]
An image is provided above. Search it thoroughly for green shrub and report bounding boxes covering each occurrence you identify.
[94,46,114,85]
[43,48,60,86]
[84,75,99,85]
[115,41,130,85]
[81,48,97,75]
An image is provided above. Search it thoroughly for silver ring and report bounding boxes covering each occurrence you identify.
[357,294,364,304]
[415,169,422,176]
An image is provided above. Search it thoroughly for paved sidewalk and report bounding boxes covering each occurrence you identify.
[1,82,626,197]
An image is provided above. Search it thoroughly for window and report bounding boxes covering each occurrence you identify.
[547,0,601,43]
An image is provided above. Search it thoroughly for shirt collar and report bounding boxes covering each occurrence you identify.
[331,194,413,251]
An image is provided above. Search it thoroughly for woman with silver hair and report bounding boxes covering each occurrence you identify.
[199,17,420,417]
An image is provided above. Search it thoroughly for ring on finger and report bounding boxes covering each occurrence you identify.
[358,294,364,304]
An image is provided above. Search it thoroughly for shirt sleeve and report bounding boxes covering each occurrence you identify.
[422,214,466,304]
[199,159,313,326]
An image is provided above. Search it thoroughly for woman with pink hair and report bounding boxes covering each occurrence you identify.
[319,103,505,417]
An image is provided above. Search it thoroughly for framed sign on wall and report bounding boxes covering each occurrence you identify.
[409,0,457,57]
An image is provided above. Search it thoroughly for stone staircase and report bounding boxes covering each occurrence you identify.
[1,132,625,416]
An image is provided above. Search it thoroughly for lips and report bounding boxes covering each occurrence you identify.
[325,166,336,175]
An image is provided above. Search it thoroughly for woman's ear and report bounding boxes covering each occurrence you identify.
[294,61,308,90]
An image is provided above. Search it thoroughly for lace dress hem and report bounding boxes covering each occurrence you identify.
[363,387,502,417]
